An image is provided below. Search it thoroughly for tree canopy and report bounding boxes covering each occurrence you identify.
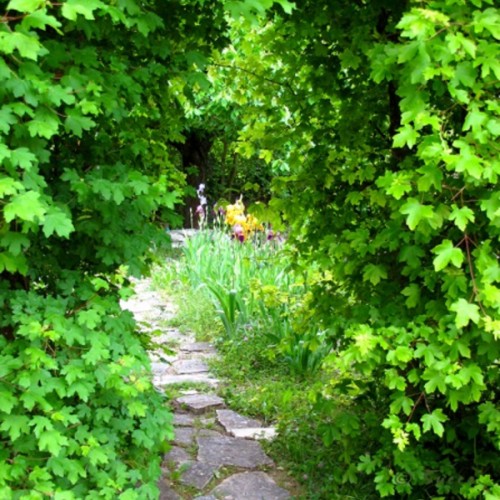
[212,1,499,497]
[0,0,228,497]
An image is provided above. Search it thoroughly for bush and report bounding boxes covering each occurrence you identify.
[0,0,225,496]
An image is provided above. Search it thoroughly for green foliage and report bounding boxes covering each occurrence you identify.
[0,283,173,498]
[212,0,500,497]
[0,0,229,497]
[176,227,332,377]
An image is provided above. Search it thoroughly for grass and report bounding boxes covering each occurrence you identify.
[151,254,224,341]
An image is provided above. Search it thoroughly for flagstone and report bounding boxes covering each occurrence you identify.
[180,462,219,489]
[197,435,273,468]
[174,427,196,447]
[173,358,209,374]
[176,393,225,414]
[211,471,290,500]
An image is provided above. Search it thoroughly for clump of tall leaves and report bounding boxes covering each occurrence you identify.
[0,0,228,497]
[181,227,330,376]
[213,0,500,497]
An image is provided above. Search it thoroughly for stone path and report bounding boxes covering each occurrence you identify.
[123,278,294,500]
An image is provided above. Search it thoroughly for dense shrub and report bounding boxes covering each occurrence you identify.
[0,0,226,496]
[213,1,500,497]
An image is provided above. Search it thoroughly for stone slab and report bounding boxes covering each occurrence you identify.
[211,471,290,500]
[198,429,224,438]
[163,446,191,467]
[176,394,225,414]
[151,361,171,374]
[173,358,209,374]
[174,427,196,447]
[181,342,216,353]
[173,413,196,426]
[194,496,217,500]
[197,435,273,468]
[229,427,277,440]
[180,462,219,490]
[151,332,183,344]
[216,409,261,430]
[158,479,182,500]
[122,302,157,314]
[158,374,219,387]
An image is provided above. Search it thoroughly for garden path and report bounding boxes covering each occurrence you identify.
[123,278,294,500]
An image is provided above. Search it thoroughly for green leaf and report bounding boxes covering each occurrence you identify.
[4,191,46,223]
[449,205,475,231]
[67,381,92,401]
[7,0,45,12]
[62,361,86,385]
[390,395,413,416]
[463,106,488,133]
[77,309,102,329]
[386,173,413,200]
[400,198,435,230]
[48,457,86,485]
[10,148,37,170]
[0,107,17,134]
[0,252,28,274]
[363,264,387,286]
[27,109,60,139]
[61,0,106,21]
[480,193,500,224]
[387,346,413,364]
[415,342,443,366]
[31,416,53,438]
[87,446,110,466]
[0,177,23,198]
[22,11,63,31]
[432,240,464,271]
[393,125,419,149]
[82,341,110,365]
[0,390,17,414]
[450,298,481,328]
[0,415,30,441]
[473,8,500,40]
[424,370,447,394]
[276,0,295,14]
[421,409,448,437]
[0,32,44,60]
[64,111,96,137]
[416,164,443,192]
[374,469,395,497]
[454,61,477,88]
[0,144,11,163]
[455,152,483,179]
[410,45,431,83]
[456,363,484,386]
[399,245,425,268]
[385,370,407,390]
[42,207,75,238]
[402,284,420,308]
[38,430,69,456]
[111,185,125,205]
[46,86,76,107]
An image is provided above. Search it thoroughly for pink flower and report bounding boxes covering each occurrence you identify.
[232,224,245,242]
